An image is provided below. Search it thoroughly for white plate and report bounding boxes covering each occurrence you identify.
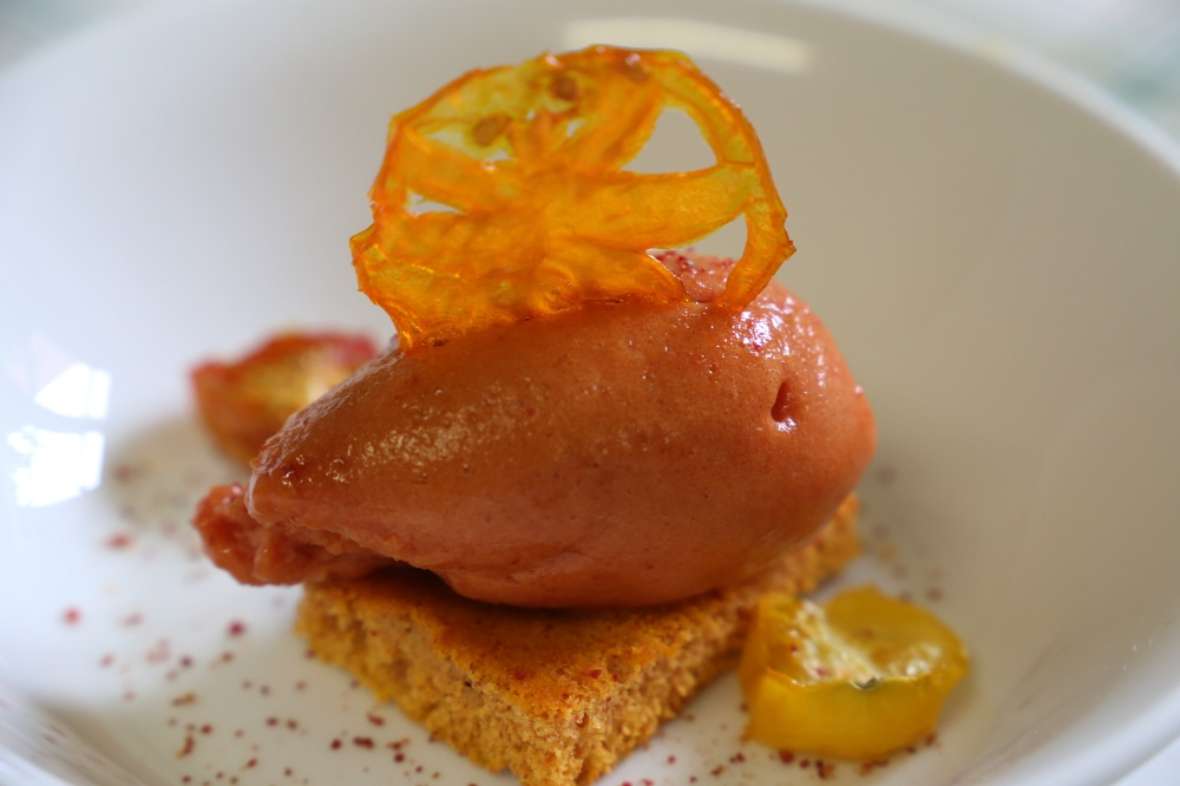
[3,1,1180,785]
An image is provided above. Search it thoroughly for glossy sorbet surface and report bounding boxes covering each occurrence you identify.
[194,258,875,606]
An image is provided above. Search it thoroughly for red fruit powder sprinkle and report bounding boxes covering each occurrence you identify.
[353,737,375,749]
[62,608,81,626]
[330,739,342,750]
[227,621,246,637]
[104,532,134,550]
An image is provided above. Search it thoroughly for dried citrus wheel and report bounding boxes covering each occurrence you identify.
[739,586,969,760]
[191,332,378,463]
[351,46,793,350]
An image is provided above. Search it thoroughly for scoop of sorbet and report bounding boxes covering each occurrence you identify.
[193,256,875,607]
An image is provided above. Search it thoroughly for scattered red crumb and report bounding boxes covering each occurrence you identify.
[104,532,134,550]
[243,758,257,770]
[816,760,836,780]
[286,719,298,730]
[414,765,423,773]
[227,620,247,637]
[642,779,654,786]
[284,768,293,777]
[800,759,811,768]
[304,648,316,659]
[729,752,746,764]
[267,717,279,727]
[177,735,195,758]
[62,607,81,626]
[926,587,944,602]
[99,653,115,668]
[367,713,386,726]
[200,724,213,735]
[353,736,375,749]
[122,613,144,627]
[689,777,697,784]
[122,690,136,702]
[171,692,197,707]
[666,755,677,764]
[330,739,342,750]
[181,777,191,784]
[587,669,602,679]
[778,750,795,764]
[241,680,252,690]
[233,729,244,739]
[710,766,724,776]
[394,752,406,763]
[147,639,172,664]
[113,464,138,482]
[859,759,889,775]
[294,680,307,691]
[218,651,235,663]
[179,655,194,668]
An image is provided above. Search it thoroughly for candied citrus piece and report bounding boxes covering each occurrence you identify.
[191,332,377,463]
[739,586,968,760]
[351,46,793,350]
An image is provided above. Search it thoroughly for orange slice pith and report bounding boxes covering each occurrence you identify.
[351,46,793,350]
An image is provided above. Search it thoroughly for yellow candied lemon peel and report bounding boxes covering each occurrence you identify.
[739,586,969,761]
[350,46,793,350]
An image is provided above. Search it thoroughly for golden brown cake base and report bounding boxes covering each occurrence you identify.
[296,496,859,786]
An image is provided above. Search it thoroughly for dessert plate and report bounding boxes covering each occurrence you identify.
[2,1,1179,784]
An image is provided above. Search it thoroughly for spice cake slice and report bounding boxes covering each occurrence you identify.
[295,496,859,786]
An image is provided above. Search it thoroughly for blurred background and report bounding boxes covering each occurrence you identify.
[3,0,1179,138]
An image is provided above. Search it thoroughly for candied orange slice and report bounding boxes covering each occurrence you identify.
[351,46,793,350]
[191,332,377,463]
[739,586,969,760]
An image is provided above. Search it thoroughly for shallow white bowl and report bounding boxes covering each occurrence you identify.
[3,2,1179,785]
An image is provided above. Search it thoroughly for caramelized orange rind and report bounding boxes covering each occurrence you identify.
[351,46,793,349]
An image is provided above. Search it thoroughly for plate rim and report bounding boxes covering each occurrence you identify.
[2,1,1178,784]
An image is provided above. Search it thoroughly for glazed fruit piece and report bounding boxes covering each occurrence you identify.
[740,586,969,760]
[191,332,377,463]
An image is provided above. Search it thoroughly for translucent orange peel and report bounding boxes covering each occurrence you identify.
[350,46,793,350]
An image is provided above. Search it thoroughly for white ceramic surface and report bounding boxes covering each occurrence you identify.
[3,1,1179,785]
